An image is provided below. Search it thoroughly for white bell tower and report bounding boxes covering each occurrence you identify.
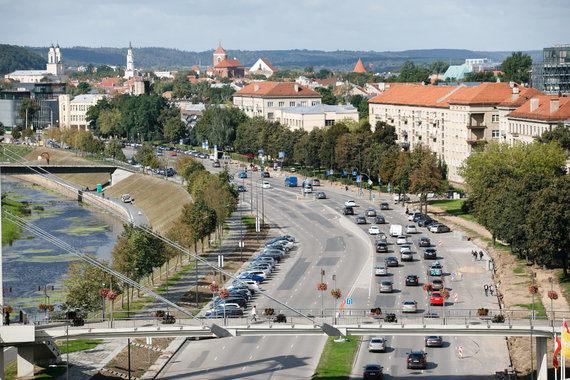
[124,42,136,79]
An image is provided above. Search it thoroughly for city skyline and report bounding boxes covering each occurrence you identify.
[1,0,568,52]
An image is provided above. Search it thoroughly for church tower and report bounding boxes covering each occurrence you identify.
[46,43,64,76]
[213,42,227,67]
[124,42,136,79]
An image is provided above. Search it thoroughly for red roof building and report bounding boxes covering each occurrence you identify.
[353,59,366,73]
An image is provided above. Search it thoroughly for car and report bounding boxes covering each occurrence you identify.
[316,191,326,199]
[363,364,383,379]
[213,297,247,308]
[385,256,398,267]
[368,337,386,352]
[212,161,221,167]
[402,300,418,313]
[270,235,295,243]
[238,273,263,283]
[405,224,418,234]
[425,336,443,347]
[309,179,320,186]
[430,223,450,233]
[418,217,435,227]
[401,249,414,262]
[379,202,389,210]
[405,274,419,286]
[303,183,313,193]
[237,185,246,192]
[430,291,444,306]
[396,235,408,245]
[262,181,271,189]
[419,237,431,247]
[369,225,380,235]
[431,278,443,291]
[407,350,427,369]
[366,208,377,217]
[121,194,132,203]
[400,244,412,254]
[204,308,244,318]
[423,248,437,259]
[407,213,415,221]
[407,212,422,222]
[376,233,388,242]
[379,280,393,293]
[374,215,385,224]
[343,206,354,215]
[356,216,367,224]
[413,213,426,222]
[376,241,388,253]
[345,200,356,207]
[428,261,443,276]
[238,171,247,178]
[375,265,388,276]
[261,171,270,178]
[156,150,163,156]
[394,194,410,202]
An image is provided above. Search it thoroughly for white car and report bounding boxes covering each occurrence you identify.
[402,300,418,313]
[406,225,418,234]
[394,194,410,202]
[262,181,271,189]
[344,200,357,207]
[400,245,412,254]
[375,265,388,276]
[396,235,408,245]
[368,226,380,235]
[368,337,386,352]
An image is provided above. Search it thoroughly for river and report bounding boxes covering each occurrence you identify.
[2,177,124,314]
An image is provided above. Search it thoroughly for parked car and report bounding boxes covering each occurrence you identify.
[424,248,437,259]
[385,256,399,267]
[402,300,418,313]
[418,217,435,227]
[363,364,383,379]
[425,336,443,347]
[212,161,221,167]
[419,237,431,247]
[375,265,388,276]
[368,337,386,352]
[430,291,444,306]
[430,223,450,233]
[379,280,393,293]
[369,226,380,235]
[237,185,246,192]
[405,224,418,234]
[380,202,389,210]
[407,350,427,369]
[374,215,386,224]
[366,208,377,217]
[376,241,388,253]
[356,216,367,224]
[345,200,357,207]
[316,191,326,199]
[405,274,419,286]
[343,206,354,215]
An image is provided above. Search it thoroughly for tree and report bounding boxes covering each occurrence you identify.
[164,117,187,142]
[538,123,570,154]
[316,87,338,105]
[464,71,495,82]
[398,61,430,83]
[18,98,40,127]
[0,121,5,136]
[96,108,121,137]
[177,156,205,181]
[104,140,127,161]
[172,71,192,98]
[135,144,158,167]
[501,52,532,84]
[429,61,450,75]
[11,126,21,139]
[409,146,444,214]
[62,258,110,311]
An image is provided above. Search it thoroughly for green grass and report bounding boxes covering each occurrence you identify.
[514,300,547,318]
[155,263,195,293]
[558,270,570,307]
[313,336,360,379]
[57,339,102,354]
[428,198,476,221]
[512,264,526,274]
[481,237,511,251]
[2,196,32,245]
[242,215,256,229]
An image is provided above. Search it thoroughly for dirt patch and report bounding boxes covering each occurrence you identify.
[101,338,173,379]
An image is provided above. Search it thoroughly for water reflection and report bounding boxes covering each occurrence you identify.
[2,177,123,312]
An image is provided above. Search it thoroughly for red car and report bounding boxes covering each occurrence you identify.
[430,291,444,306]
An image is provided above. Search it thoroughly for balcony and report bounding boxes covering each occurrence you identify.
[467,123,486,129]
[466,138,487,144]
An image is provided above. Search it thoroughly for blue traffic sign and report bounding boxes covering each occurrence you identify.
[356,175,361,183]
[372,194,376,199]
[325,171,329,175]
[352,171,357,176]
[346,298,353,305]
[343,171,347,176]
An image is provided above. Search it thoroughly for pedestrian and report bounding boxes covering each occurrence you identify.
[479,251,484,261]
[489,285,494,296]
[484,284,489,296]
[345,185,348,191]
[472,251,476,261]
[4,312,10,326]
[251,305,257,322]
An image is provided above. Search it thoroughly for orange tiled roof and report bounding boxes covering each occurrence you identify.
[234,81,320,97]
[368,85,459,108]
[191,65,200,71]
[507,95,570,121]
[498,87,544,108]
[260,58,277,73]
[448,82,521,105]
[101,77,120,88]
[353,59,366,73]
[206,67,214,72]
[214,43,226,55]
[214,59,244,68]
[315,78,338,87]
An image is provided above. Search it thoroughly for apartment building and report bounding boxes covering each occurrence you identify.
[274,104,358,132]
[233,81,322,120]
[368,82,526,184]
[58,94,106,130]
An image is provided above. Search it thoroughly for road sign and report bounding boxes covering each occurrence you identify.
[352,171,357,176]
[343,171,347,176]
[325,171,329,175]
[279,151,285,158]
[330,169,334,175]
[368,179,373,185]
[451,272,456,279]
[258,150,264,154]
[372,194,376,199]
[356,175,361,183]
[346,298,353,305]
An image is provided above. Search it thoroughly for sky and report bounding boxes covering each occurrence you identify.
[1,0,569,52]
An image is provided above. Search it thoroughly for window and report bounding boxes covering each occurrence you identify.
[300,101,307,106]
[492,114,499,123]
[268,112,274,119]
[312,101,319,106]
[289,101,295,107]
[278,101,284,107]
[267,102,273,108]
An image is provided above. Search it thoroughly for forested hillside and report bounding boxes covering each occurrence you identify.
[0,44,46,75]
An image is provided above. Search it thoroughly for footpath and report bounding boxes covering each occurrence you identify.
[59,204,246,380]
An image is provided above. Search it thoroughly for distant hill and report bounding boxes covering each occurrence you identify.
[23,46,542,73]
[0,44,46,75]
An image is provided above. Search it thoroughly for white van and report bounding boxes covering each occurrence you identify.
[389,224,403,237]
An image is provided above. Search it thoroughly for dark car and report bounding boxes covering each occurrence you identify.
[356,216,367,224]
[405,274,419,286]
[424,248,437,259]
[237,185,246,192]
[363,364,383,379]
[343,206,354,215]
[374,215,386,224]
[261,171,270,178]
[205,308,244,318]
[419,237,431,247]
[425,336,443,347]
[316,191,327,199]
[407,350,427,369]
[418,217,435,227]
[212,161,221,168]
[380,202,389,210]
[238,171,247,178]
[376,241,388,253]
[413,213,427,222]
[385,256,399,267]
[366,208,377,217]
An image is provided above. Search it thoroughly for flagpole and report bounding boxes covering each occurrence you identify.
[564,319,566,380]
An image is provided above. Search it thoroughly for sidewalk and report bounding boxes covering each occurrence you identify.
[59,206,245,380]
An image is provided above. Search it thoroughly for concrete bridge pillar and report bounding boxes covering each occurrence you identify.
[535,337,548,380]
[17,345,34,378]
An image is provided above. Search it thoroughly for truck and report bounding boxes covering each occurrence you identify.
[284,176,298,187]
[389,224,403,237]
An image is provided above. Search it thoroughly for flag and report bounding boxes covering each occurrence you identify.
[554,335,561,368]
[563,323,570,359]
[565,321,570,333]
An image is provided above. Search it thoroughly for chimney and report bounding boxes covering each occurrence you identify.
[550,98,560,114]
[511,86,519,101]
[294,84,299,92]
[530,98,539,112]
[509,81,515,88]
[254,84,259,92]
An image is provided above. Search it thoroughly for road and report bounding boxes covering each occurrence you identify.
[124,152,510,378]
